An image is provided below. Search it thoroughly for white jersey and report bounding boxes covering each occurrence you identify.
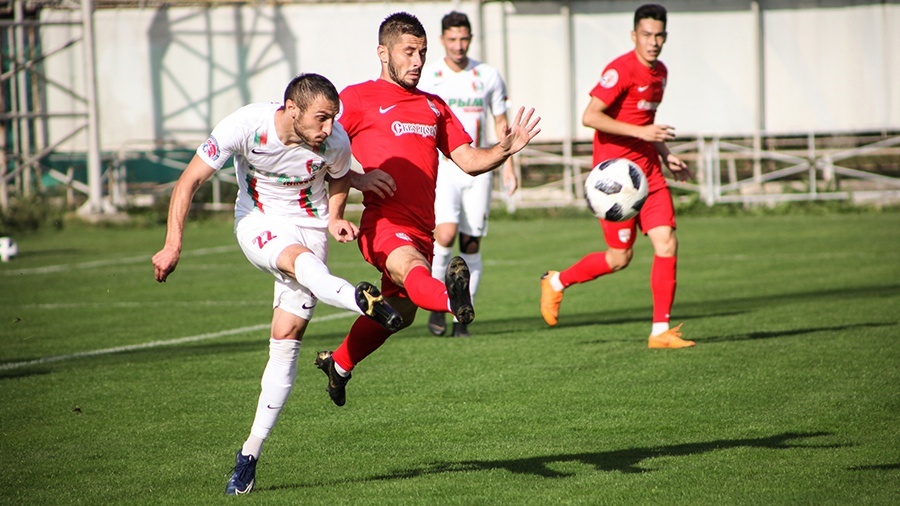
[419,58,508,151]
[196,102,352,228]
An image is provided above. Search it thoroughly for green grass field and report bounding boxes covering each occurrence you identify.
[1,211,898,504]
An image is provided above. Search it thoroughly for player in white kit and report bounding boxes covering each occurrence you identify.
[151,74,402,495]
[418,11,517,337]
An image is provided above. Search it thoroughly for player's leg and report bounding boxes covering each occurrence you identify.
[316,227,465,406]
[236,215,401,331]
[429,171,464,336]
[451,234,481,337]
[319,289,417,406]
[227,286,311,495]
[429,222,457,336]
[357,215,466,318]
[642,189,694,349]
[278,245,402,332]
[540,219,636,326]
[386,245,468,316]
[451,173,491,336]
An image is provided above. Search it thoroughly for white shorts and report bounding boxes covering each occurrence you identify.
[433,160,493,237]
[234,210,328,320]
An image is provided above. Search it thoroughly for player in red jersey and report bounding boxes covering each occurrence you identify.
[540,4,695,349]
[314,11,540,406]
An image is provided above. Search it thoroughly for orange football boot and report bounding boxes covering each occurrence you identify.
[648,323,695,349]
[540,271,564,326]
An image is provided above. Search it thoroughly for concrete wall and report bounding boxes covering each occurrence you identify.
[38,1,900,152]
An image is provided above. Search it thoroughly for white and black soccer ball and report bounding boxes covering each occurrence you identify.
[583,158,649,221]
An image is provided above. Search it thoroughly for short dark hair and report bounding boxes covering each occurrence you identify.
[441,11,471,33]
[283,73,339,113]
[634,4,667,29]
[379,12,426,47]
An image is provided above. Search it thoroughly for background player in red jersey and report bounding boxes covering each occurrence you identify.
[540,4,695,349]
[314,11,540,406]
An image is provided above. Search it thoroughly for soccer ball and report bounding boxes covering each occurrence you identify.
[583,158,648,221]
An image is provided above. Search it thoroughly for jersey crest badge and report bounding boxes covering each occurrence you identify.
[254,129,268,147]
[306,159,325,174]
[600,69,619,89]
[202,136,220,161]
[427,99,441,117]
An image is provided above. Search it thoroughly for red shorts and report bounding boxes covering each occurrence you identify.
[600,186,676,249]
[358,214,434,298]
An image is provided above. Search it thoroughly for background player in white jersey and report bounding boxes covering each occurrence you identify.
[151,73,401,495]
[418,11,517,337]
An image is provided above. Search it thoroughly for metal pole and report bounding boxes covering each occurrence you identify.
[81,0,104,214]
[14,0,32,198]
[561,0,574,202]
[752,0,764,181]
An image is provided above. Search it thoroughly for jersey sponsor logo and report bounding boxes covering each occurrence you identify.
[600,69,618,89]
[637,100,660,111]
[379,104,397,114]
[201,136,220,161]
[252,167,316,186]
[391,121,437,138]
[637,85,650,92]
[395,232,412,242]
[251,148,272,155]
[447,97,484,108]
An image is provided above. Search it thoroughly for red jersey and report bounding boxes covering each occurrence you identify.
[339,79,472,234]
[589,51,668,192]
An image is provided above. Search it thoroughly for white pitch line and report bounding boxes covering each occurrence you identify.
[2,245,234,276]
[0,311,355,372]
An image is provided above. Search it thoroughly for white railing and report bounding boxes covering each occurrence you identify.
[511,132,900,209]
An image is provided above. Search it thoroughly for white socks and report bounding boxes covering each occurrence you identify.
[651,322,670,337]
[431,243,452,280]
[432,246,482,301]
[293,252,361,314]
[549,272,565,292]
[245,338,301,458]
[459,252,482,302]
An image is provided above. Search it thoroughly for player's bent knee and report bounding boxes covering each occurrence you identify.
[607,249,634,271]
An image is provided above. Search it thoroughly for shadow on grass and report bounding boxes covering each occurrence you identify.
[700,322,896,344]
[848,463,900,471]
[367,431,840,479]
[451,283,900,338]
[265,431,839,491]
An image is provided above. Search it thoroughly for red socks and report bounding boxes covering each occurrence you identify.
[559,252,613,287]
[331,265,452,372]
[403,265,451,312]
[332,315,392,372]
[651,255,677,323]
